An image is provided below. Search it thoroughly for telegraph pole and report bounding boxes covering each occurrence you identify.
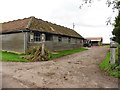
[73,23,75,30]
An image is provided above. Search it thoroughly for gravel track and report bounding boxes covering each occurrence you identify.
[1,46,118,88]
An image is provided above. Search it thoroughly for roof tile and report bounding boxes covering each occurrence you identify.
[2,17,83,38]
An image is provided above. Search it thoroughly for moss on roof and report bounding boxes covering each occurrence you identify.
[2,16,83,38]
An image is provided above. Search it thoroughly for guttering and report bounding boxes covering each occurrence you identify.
[0,29,30,34]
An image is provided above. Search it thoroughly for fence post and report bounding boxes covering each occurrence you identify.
[110,40,117,64]
[110,47,116,64]
[41,33,45,55]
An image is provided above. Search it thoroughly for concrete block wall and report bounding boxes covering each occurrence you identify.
[53,35,58,42]
[62,37,68,43]
[1,32,25,53]
[1,31,83,53]
[28,41,53,51]
[52,43,80,51]
[52,35,83,45]
[71,38,76,44]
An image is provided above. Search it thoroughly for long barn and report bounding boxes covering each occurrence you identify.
[1,16,84,53]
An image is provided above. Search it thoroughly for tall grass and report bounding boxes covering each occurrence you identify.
[99,48,120,78]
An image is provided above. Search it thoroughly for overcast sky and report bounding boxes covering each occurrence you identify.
[0,0,118,43]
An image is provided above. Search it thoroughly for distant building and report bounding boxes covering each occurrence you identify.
[0,16,84,53]
[83,39,92,47]
[85,37,103,46]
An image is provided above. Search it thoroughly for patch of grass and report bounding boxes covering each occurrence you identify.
[0,47,88,62]
[99,49,120,78]
[49,48,88,60]
[0,51,29,62]
[99,52,110,70]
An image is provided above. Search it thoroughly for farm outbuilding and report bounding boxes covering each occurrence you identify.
[0,16,84,53]
[85,37,103,46]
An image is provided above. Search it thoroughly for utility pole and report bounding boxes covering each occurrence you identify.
[73,23,75,30]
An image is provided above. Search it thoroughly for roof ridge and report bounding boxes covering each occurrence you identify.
[33,17,74,31]
[2,17,32,24]
[26,16,34,29]
[2,16,84,38]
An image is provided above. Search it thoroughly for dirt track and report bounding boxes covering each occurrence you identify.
[2,46,118,88]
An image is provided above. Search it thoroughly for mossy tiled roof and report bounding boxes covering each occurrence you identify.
[2,16,83,38]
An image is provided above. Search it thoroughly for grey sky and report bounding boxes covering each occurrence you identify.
[0,0,117,43]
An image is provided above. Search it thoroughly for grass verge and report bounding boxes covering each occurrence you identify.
[99,49,120,78]
[0,47,88,62]
[0,51,29,62]
[49,48,88,60]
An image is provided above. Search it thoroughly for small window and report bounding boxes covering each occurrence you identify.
[58,36,62,42]
[68,37,71,43]
[46,34,53,41]
[80,40,82,43]
[30,34,34,42]
[75,39,77,43]
[34,32,41,42]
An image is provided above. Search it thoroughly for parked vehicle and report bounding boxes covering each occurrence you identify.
[83,40,92,47]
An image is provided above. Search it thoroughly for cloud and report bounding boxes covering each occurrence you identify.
[75,22,108,28]
[0,0,117,43]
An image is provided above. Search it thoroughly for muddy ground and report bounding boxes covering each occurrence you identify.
[1,46,118,88]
